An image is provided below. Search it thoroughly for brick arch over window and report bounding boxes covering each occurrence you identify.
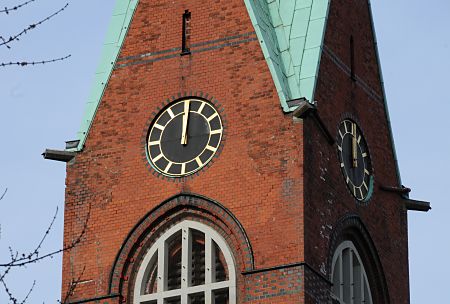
[328,214,390,304]
[108,193,254,301]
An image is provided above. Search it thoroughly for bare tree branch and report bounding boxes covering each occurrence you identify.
[0,3,69,49]
[0,54,71,67]
[0,189,7,201]
[59,266,85,304]
[0,274,36,304]
[1,0,37,15]
[0,203,90,268]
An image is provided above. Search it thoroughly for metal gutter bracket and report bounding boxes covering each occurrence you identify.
[42,149,76,163]
[292,98,335,145]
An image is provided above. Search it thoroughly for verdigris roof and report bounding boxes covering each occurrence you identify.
[72,0,330,151]
[244,0,330,111]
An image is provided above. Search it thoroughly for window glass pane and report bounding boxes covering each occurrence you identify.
[332,256,340,298]
[188,292,205,304]
[191,229,205,286]
[342,248,351,303]
[164,296,181,304]
[213,241,228,282]
[364,279,372,304]
[142,252,158,295]
[352,252,362,303]
[167,230,182,291]
[213,288,229,304]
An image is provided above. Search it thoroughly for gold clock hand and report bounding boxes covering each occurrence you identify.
[181,100,190,145]
[352,122,358,168]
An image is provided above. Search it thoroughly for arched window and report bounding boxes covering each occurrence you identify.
[331,241,373,304]
[133,220,236,304]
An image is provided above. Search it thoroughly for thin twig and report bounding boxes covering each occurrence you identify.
[0,3,69,48]
[59,266,86,304]
[1,0,37,14]
[0,54,71,67]
[0,203,91,268]
[0,188,7,201]
[19,280,35,304]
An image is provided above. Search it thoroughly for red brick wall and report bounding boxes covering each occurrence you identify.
[62,0,305,303]
[304,0,409,303]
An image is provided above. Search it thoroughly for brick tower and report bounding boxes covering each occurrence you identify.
[49,0,430,303]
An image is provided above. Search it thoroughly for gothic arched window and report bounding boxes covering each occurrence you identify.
[133,220,236,304]
[331,241,373,304]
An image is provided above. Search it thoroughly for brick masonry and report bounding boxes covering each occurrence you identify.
[62,0,410,303]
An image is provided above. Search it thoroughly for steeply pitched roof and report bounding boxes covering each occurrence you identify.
[244,0,330,112]
[73,0,138,151]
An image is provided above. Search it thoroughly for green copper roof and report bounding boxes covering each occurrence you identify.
[73,0,139,151]
[243,0,330,112]
[73,0,329,151]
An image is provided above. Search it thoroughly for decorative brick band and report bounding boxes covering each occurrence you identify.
[327,214,390,304]
[115,31,257,69]
[323,45,384,105]
[108,193,254,301]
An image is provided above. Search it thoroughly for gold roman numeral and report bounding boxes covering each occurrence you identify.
[164,161,173,173]
[154,123,164,130]
[205,145,217,152]
[210,129,222,135]
[197,102,206,114]
[167,108,175,118]
[148,141,160,146]
[153,154,163,162]
[207,112,218,122]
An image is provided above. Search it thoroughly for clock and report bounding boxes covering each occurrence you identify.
[146,98,223,177]
[337,119,373,202]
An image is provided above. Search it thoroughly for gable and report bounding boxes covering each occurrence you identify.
[72,0,330,152]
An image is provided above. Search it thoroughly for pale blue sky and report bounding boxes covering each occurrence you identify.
[0,1,448,303]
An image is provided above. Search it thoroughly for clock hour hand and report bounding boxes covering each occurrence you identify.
[352,122,358,168]
[181,100,190,145]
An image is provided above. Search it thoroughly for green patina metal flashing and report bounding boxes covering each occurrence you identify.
[72,0,139,152]
[243,0,330,112]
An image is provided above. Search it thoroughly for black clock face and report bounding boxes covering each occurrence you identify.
[337,120,373,202]
[147,98,223,177]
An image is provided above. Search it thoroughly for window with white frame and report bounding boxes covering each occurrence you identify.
[331,241,373,304]
[133,220,236,304]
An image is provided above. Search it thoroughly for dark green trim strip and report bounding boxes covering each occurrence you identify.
[68,293,120,304]
[117,46,182,62]
[323,45,383,104]
[190,31,255,48]
[115,32,257,69]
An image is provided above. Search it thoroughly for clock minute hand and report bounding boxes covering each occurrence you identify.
[181,100,190,145]
[352,123,358,168]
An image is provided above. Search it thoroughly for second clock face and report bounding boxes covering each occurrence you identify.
[147,98,223,177]
[337,119,373,202]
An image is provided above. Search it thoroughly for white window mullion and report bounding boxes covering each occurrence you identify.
[361,268,365,303]
[181,225,191,304]
[339,253,343,300]
[229,285,237,304]
[349,250,354,304]
[205,235,213,303]
[157,239,167,304]
[134,220,236,304]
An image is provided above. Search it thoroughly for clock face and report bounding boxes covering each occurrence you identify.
[147,98,223,177]
[337,120,373,202]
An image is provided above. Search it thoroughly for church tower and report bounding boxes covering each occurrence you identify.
[49,0,430,303]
